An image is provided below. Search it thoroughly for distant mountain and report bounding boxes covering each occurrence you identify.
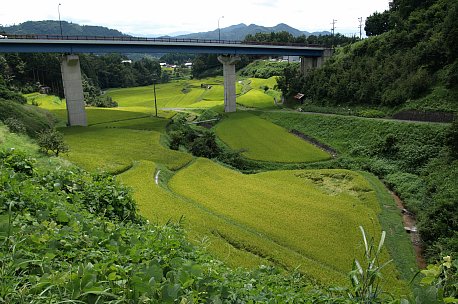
[0,20,128,37]
[175,23,330,41]
[0,20,329,41]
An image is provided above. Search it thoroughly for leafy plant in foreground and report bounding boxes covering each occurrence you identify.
[349,226,392,303]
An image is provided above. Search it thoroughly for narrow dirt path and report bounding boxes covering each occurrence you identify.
[390,192,427,269]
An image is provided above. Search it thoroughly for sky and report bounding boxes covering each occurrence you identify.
[1,0,390,37]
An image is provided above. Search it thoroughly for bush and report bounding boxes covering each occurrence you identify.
[86,95,118,108]
[36,129,69,156]
[4,117,26,134]
[0,148,35,176]
[189,131,220,158]
[0,86,27,104]
[357,109,386,118]
[445,118,458,158]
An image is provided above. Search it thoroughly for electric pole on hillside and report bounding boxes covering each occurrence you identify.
[331,19,337,48]
[358,17,363,39]
[152,74,158,117]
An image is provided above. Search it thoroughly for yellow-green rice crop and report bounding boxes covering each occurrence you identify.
[215,112,331,162]
[168,158,407,292]
[237,89,275,108]
[251,76,277,88]
[62,125,192,173]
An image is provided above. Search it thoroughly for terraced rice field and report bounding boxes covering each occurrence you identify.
[215,112,331,162]
[41,76,414,293]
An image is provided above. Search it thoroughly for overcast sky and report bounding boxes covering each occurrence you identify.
[1,0,390,36]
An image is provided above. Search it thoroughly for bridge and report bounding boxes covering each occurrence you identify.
[0,35,332,126]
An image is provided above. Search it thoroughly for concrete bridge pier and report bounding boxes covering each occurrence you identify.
[218,55,241,112]
[60,54,87,126]
[300,49,333,75]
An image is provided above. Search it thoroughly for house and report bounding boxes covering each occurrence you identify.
[184,62,193,68]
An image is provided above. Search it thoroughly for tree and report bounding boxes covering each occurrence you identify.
[365,11,391,36]
[36,129,69,156]
[443,2,458,61]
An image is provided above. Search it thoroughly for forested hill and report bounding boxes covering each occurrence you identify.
[279,0,458,113]
[0,20,128,37]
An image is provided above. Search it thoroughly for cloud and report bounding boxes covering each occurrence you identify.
[2,0,390,36]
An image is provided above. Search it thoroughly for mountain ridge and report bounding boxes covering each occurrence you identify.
[0,20,330,40]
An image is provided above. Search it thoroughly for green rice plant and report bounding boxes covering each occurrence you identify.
[236,89,275,109]
[349,226,392,303]
[215,112,331,163]
[107,80,207,109]
[62,127,192,173]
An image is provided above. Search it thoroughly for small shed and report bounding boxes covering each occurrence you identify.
[39,86,51,94]
[294,93,305,104]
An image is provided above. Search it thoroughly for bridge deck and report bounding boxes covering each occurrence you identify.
[0,35,326,56]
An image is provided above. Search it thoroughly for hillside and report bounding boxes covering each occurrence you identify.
[0,20,128,37]
[279,0,458,114]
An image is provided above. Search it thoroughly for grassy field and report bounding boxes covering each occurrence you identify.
[215,112,332,163]
[27,77,417,294]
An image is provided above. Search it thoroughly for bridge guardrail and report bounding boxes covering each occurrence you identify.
[2,34,325,48]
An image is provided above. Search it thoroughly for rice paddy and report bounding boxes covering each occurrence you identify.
[37,76,415,292]
[215,112,332,162]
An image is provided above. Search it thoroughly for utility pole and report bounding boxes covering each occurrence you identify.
[331,19,337,48]
[358,17,363,39]
[153,78,158,117]
[58,3,63,36]
[218,16,224,41]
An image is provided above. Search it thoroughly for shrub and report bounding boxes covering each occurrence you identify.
[0,148,35,176]
[36,129,69,156]
[189,131,220,158]
[0,86,27,104]
[4,117,26,134]
[86,95,118,108]
[357,109,386,118]
[445,118,458,158]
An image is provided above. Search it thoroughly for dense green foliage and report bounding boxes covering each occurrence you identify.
[239,60,295,79]
[0,20,127,37]
[278,0,458,113]
[243,31,359,47]
[0,53,162,100]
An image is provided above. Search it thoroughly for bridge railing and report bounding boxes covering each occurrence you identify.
[3,34,324,48]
